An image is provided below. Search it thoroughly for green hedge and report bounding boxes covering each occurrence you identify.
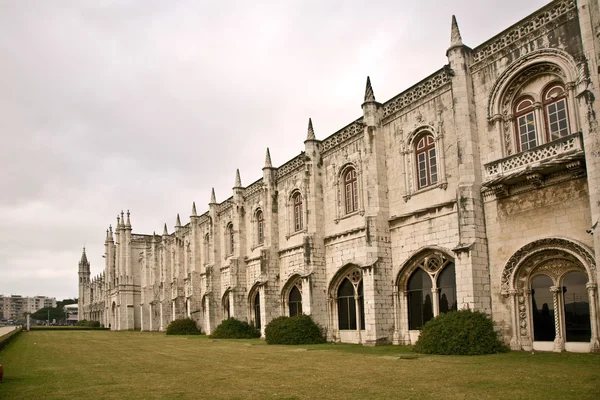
[265,315,325,345]
[166,318,201,335]
[210,318,260,339]
[0,328,22,351]
[413,309,509,355]
[29,326,109,331]
[76,320,101,327]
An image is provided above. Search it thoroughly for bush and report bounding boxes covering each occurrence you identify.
[166,318,201,335]
[210,318,260,339]
[265,315,325,345]
[413,309,509,355]
[0,327,22,351]
[29,326,108,331]
[76,320,101,328]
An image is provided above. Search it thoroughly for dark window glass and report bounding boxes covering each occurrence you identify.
[438,263,457,314]
[289,286,302,317]
[223,294,230,319]
[293,193,303,231]
[338,278,357,330]
[254,292,261,330]
[358,281,365,330]
[531,275,555,341]
[407,268,433,330]
[562,271,591,343]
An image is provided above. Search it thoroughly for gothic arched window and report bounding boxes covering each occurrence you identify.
[289,285,302,317]
[226,223,234,256]
[253,291,261,330]
[256,210,264,244]
[406,260,456,330]
[292,192,303,231]
[344,167,358,214]
[514,97,537,152]
[337,275,365,330]
[543,84,569,141]
[415,133,437,189]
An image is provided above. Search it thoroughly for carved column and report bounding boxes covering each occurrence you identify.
[533,102,544,147]
[392,289,401,345]
[550,286,564,352]
[508,289,521,350]
[520,289,532,350]
[587,283,599,351]
[431,286,439,317]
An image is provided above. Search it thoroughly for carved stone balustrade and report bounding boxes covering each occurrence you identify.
[482,133,585,198]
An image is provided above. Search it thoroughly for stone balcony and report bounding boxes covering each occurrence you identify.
[482,132,585,198]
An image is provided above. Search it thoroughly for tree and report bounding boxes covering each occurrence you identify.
[57,298,77,310]
[30,307,65,322]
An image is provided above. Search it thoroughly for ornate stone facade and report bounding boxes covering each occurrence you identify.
[79,0,600,352]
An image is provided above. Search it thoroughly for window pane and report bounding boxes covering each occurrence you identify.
[338,278,354,297]
[338,297,350,330]
[338,278,357,330]
[429,148,437,184]
[438,263,457,313]
[358,281,365,330]
[563,272,591,343]
[407,268,433,330]
[531,275,555,341]
[518,112,537,151]
[254,292,261,330]
[546,99,569,141]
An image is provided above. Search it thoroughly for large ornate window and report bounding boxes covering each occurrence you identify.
[256,210,264,244]
[544,84,569,141]
[226,223,234,256]
[289,285,302,317]
[344,167,358,214]
[203,233,210,265]
[415,134,437,188]
[402,254,456,330]
[292,192,303,231]
[337,270,365,330]
[253,291,261,330]
[511,81,570,153]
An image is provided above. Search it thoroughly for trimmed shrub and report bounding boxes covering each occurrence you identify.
[210,318,260,339]
[29,326,108,331]
[413,309,509,355]
[76,320,101,327]
[265,315,325,345]
[166,318,201,335]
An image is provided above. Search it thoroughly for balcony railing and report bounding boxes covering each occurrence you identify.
[484,132,584,181]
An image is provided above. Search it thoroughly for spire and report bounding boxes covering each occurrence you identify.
[120,210,125,227]
[79,247,89,267]
[450,15,463,47]
[163,223,168,236]
[307,118,316,140]
[106,229,110,242]
[175,213,181,228]
[116,214,120,228]
[191,202,197,217]
[210,187,216,204]
[125,210,131,228]
[234,169,242,188]
[264,148,272,168]
[108,225,113,241]
[364,76,375,102]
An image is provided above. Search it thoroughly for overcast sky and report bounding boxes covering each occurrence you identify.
[0,0,550,301]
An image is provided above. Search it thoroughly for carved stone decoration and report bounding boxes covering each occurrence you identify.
[322,119,364,155]
[473,0,577,64]
[501,238,596,294]
[396,249,453,289]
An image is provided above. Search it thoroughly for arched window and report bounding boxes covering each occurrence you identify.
[514,98,537,152]
[562,271,591,343]
[337,274,365,331]
[223,292,231,319]
[256,210,264,244]
[226,223,234,255]
[415,134,437,189]
[289,285,302,317]
[253,291,261,330]
[406,258,456,330]
[344,167,358,214]
[543,84,569,141]
[292,192,303,231]
[203,233,210,265]
[531,275,555,341]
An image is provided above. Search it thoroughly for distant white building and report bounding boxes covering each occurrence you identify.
[1,295,57,320]
[64,304,78,324]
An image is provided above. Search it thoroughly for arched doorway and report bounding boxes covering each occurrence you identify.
[502,238,598,352]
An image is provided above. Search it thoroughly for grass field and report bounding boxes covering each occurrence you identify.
[0,331,599,399]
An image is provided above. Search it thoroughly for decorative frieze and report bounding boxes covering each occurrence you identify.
[321,119,364,156]
[472,0,577,65]
[276,153,305,180]
[382,68,451,118]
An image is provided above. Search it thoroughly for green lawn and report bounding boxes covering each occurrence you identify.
[0,331,599,399]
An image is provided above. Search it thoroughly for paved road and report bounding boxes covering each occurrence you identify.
[0,326,19,338]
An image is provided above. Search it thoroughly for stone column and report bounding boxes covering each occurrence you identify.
[587,283,599,351]
[550,286,564,352]
[508,289,521,350]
